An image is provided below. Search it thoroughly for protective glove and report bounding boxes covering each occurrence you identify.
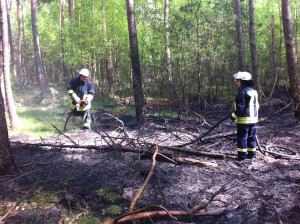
[85,95,94,104]
[69,92,80,103]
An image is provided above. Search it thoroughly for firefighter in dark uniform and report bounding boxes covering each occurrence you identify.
[67,68,95,130]
[230,71,259,160]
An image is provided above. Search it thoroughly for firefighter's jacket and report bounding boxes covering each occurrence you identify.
[67,76,95,111]
[231,86,259,124]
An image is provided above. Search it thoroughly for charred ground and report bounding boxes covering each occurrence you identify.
[1,100,300,224]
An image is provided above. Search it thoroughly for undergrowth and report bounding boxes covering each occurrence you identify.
[8,84,115,139]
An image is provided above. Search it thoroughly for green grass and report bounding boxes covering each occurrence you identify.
[8,84,204,139]
[10,106,66,139]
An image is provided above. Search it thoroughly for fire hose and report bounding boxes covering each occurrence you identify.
[200,116,298,159]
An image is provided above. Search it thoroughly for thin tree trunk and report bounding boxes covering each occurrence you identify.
[248,0,263,96]
[269,15,279,99]
[294,0,299,50]
[31,0,47,96]
[6,0,16,79]
[67,0,74,79]
[1,0,18,128]
[102,0,114,98]
[235,0,245,71]
[21,6,28,83]
[68,0,74,25]
[17,0,26,89]
[59,0,69,82]
[282,0,300,120]
[126,0,144,126]
[164,0,177,105]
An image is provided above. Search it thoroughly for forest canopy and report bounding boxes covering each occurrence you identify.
[7,0,300,104]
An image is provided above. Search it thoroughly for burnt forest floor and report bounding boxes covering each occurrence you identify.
[2,101,300,224]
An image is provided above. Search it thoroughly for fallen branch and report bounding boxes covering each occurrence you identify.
[175,157,218,167]
[102,209,226,224]
[103,184,227,224]
[129,145,159,212]
[11,142,225,163]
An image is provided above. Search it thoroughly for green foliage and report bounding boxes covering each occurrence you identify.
[10,0,300,107]
[96,186,123,203]
[105,205,122,216]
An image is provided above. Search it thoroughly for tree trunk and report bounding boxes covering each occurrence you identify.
[126,0,145,126]
[248,0,263,96]
[68,0,74,25]
[17,0,26,89]
[6,0,16,79]
[164,0,177,105]
[102,0,114,98]
[269,15,279,98]
[1,0,18,128]
[0,7,13,174]
[59,0,69,82]
[235,0,245,71]
[31,0,47,96]
[282,0,300,120]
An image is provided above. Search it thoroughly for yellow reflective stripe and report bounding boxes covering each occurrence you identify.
[248,148,256,152]
[232,113,238,119]
[69,100,91,111]
[83,123,90,127]
[236,117,258,124]
[68,89,74,94]
[237,148,248,152]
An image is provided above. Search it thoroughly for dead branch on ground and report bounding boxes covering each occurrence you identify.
[11,142,220,167]
[102,185,227,224]
[129,145,159,212]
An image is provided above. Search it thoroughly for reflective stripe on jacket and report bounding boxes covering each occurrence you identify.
[232,86,259,124]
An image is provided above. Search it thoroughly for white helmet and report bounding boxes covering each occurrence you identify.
[79,68,89,77]
[233,71,252,81]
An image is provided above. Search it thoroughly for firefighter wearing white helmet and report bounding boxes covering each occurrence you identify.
[67,68,95,130]
[230,71,259,160]
[79,68,89,77]
[233,71,252,80]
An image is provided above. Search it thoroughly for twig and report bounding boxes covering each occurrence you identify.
[105,113,130,138]
[51,123,78,145]
[175,116,230,147]
[189,185,226,214]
